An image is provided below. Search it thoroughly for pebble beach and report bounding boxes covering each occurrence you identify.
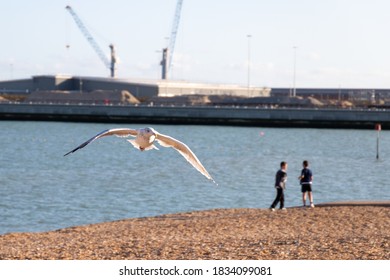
[0,203,389,260]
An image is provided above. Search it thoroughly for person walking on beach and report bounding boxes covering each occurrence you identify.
[270,161,288,211]
[298,160,314,207]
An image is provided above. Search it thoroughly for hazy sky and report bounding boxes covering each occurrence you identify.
[1,0,390,88]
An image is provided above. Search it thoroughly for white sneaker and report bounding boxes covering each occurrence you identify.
[280,208,287,211]
[270,208,275,211]
[310,203,315,208]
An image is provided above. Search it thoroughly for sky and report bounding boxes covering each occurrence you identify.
[1,0,390,88]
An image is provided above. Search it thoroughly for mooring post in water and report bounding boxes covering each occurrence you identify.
[375,123,381,159]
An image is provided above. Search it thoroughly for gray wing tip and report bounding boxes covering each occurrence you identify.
[64,149,77,156]
[63,147,79,156]
[63,141,90,156]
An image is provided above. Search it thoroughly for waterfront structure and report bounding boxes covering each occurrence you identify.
[1,75,390,103]
[1,75,390,129]
[0,75,270,100]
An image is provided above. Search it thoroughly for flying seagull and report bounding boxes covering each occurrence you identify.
[64,127,216,184]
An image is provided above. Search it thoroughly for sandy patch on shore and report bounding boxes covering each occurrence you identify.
[0,203,389,260]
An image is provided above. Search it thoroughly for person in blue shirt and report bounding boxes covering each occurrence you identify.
[270,161,288,211]
[298,160,314,207]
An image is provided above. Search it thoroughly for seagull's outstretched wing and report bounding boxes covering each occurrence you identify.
[64,128,138,156]
[155,132,217,184]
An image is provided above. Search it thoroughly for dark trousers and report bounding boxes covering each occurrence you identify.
[270,187,284,209]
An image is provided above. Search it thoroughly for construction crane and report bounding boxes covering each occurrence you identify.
[65,5,116,78]
[161,0,184,80]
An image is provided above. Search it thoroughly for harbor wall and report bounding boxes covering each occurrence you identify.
[0,103,388,129]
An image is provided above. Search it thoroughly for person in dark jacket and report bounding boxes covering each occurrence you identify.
[270,161,288,211]
[298,160,314,207]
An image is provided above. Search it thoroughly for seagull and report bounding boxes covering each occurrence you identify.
[64,127,216,184]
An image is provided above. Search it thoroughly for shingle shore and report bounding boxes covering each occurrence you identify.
[0,204,389,260]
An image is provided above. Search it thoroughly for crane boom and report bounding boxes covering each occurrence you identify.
[161,0,184,79]
[168,0,183,70]
[65,5,116,77]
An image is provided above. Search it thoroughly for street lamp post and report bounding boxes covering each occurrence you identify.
[247,34,252,96]
[10,64,14,79]
[292,46,297,97]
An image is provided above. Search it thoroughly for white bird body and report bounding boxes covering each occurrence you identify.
[64,127,216,184]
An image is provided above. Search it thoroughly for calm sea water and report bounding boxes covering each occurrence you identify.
[0,121,389,234]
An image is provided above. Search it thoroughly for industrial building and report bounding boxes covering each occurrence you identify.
[0,75,271,101]
[2,75,390,103]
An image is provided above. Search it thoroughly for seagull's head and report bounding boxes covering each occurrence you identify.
[144,127,157,136]
[143,127,157,143]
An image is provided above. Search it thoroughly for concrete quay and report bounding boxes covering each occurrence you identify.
[0,103,389,129]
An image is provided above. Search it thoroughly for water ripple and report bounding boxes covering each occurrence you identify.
[0,121,389,234]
